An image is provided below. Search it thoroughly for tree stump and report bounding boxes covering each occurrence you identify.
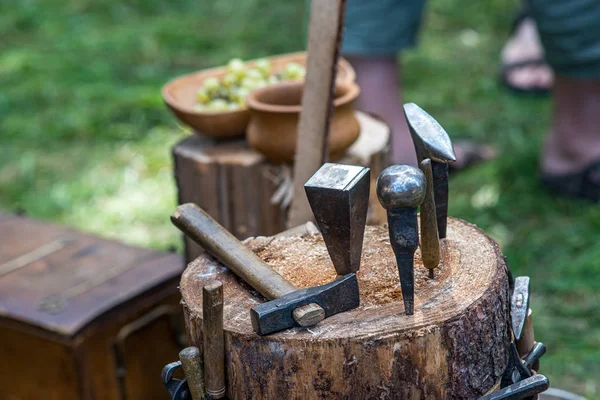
[180,218,511,399]
[173,112,390,262]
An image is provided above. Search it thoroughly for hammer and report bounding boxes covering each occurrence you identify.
[403,103,456,239]
[172,203,360,336]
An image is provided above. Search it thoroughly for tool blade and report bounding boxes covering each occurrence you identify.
[403,103,456,163]
[511,277,531,340]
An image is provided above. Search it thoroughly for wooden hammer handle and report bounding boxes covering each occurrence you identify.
[172,203,296,300]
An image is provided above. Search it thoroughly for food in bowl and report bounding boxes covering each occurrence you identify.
[193,58,307,112]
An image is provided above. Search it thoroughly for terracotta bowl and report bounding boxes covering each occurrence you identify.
[246,81,361,163]
[162,52,356,139]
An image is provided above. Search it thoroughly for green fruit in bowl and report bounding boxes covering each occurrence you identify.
[202,77,220,93]
[282,62,306,80]
[246,68,263,81]
[231,87,250,102]
[227,102,241,111]
[267,75,280,85]
[222,73,238,88]
[255,58,272,77]
[227,58,247,80]
[196,88,210,103]
[207,99,229,111]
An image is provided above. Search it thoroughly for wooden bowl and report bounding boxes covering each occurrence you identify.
[246,81,361,163]
[162,52,356,139]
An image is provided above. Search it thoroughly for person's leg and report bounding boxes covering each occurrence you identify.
[345,56,416,165]
[342,0,426,165]
[529,0,600,199]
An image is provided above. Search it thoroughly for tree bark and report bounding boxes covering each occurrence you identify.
[180,218,510,399]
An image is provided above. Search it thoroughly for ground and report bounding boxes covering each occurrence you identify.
[0,0,598,396]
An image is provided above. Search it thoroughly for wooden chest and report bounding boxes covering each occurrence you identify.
[0,214,185,400]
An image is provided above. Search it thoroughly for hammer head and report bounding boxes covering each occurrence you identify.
[305,163,370,275]
[403,103,456,163]
[250,273,360,335]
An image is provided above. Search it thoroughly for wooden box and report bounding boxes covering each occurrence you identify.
[0,214,185,400]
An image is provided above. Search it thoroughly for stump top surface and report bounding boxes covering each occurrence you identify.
[181,217,503,340]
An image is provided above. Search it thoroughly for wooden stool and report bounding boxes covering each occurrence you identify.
[180,218,511,399]
[173,112,390,262]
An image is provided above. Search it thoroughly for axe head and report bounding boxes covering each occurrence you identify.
[305,163,370,275]
[403,103,456,163]
[250,273,360,335]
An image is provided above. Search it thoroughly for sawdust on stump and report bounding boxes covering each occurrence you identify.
[247,225,459,309]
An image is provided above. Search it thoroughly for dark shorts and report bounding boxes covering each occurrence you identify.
[342,0,427,56]
[529,0,600,78]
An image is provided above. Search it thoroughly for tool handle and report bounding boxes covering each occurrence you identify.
[172,203,296,300]
[419,159,440,276]
[203,281,226,399]
[179,347,206,400]
[431,162,449,239]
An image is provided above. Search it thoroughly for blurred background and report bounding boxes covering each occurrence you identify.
[0,0,598,397]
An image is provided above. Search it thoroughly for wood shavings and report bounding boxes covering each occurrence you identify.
[247,226,460,309]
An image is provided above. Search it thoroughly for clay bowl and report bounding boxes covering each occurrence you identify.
[162,52,356,139]
[246,81,361,163]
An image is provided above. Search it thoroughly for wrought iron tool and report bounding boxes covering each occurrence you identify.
[511,276,531,341]
[403,102,456,239]
[376,165,427,315]
[171,203,360,335]
[419,159,440,278]
[162,361,191,400]
[478,374,549,400]
[305,163,370,275]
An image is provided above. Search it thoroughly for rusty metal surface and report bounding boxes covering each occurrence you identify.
[250,273,359,335]
[376,165,426,315]
[305,163,370,275]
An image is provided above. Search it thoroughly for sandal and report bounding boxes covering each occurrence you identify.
[500,59,552,96]
[449,140,496,173]
[499,7,553,96]
[540,161,600,202]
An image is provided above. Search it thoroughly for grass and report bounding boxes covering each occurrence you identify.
[1,0,598,396]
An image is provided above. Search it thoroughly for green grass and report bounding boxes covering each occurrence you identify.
[1,0,597,396]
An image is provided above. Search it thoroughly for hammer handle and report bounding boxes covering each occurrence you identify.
[172,203,296,300]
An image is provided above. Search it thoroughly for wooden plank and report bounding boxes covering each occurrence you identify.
[287,0,347,227]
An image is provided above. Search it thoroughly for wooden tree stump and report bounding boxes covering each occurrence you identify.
[173,112,390,262]
[180,218,511,399]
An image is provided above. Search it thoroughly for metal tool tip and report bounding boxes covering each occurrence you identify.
[403,103,456,163]
[376,165,426,209]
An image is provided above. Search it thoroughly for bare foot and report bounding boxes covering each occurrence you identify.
[542,78,600,176]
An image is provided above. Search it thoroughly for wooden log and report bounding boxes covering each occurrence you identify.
[172,112,390,262]
[180,218,511,399]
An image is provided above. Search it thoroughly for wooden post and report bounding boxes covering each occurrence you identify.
[287,0,347,228]
[180,218,511,399]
